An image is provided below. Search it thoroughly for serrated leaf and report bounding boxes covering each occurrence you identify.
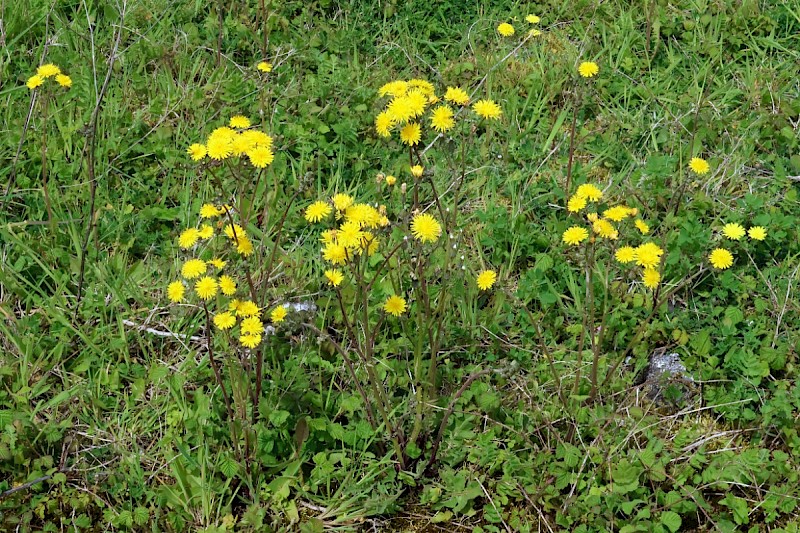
[661,511,681,532]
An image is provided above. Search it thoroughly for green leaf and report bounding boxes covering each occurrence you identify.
[661,511,681,532]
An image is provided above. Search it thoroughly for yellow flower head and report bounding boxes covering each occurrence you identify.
[26,75,44,90]
[567,195,587,213]
[634,242,664,269]
[562,226,589,246]
[578,62,599,78]
[219,275,237,296]
[257,61,272,73]
[181,259,207,279]
[241,316,264,335]
[247,146,274,168]
[575,183,603,201]
[324,269,344,287]
[385,175,397,186]
[642,268,661,289]
[236,236,254,256]
[270,306,288,323]
[208,258,226,269]
[592,219,618,240]
[229,115,251,129]
[375,111,394,137]
[195,277,218,300]
[332,194,354,212]
[410,165,424,178]
[748,226,766,241]
[167,281,185,303]
[722,223,746,240]
[214,312,236,330]
[240,334,262,348]
[689,157,710,175]
[198,224,214,239]
[615,246,636,264]
[305,201,332,223]
[430,105,455,133]
[55,74,72,88]
[603,206,631,222]
[206,136,233,160]
[236,300,260,317]
[529,29,542,37]
[187,144,207,161]
[400,122,422,146]
[323,243,348,265]
[378,80,409,98]
[472,99,502,120]
[200,204,221,218]
[224,223,246,240]
[410,213,442,243]
[526,14,541,24]
[635,219,650,235]
[586,212,599,222]
[709,248,734,269]
[476,270,497,291]
[444,86,470,106]
[242,130,272,149]
[497,23,515,37]
[383,295,407,317]
[37,64,61,78]
[178,228,200,249]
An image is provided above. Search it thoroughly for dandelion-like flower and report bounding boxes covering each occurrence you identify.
[198,225,214,239]
[430,105,455,133]
[411,213,442,243]
[383,295,407,317]
[526,14,541,23]
[615,246,636,264]
[187,144,207,161]
[208,258,226,269]
[195,277,218,300]
[410,165,424,178]
[167,281,185,303]
[748,226,766,241]
[722,223,746,240]
[603,206,631,222]
[332,194,354,212]
[247,146,274,168]
[257,61,272,73]
[324,269,344,287]
[375,111,394,137]
[214,312,236,330]
[178,228,200,249]
[709,248,734,269]
[237,300,260,317]
[240,334,262,348]
[241,316,264,335]
[562,226,589,246]
[642,268,661,289]
[472,99,502,120]
[444,86,470,106]
[37,64,61,78]
[206,136,233,160]
[476,270,497,290]
[575,183,603,201]
[305,201,332,223]
[400,122,422,145]
[635,219,650,235]
[236,237,254,256]
[200,204,220,218]
[181,259,207,279]
[634,242,664,269]
[323,243,348,264]
[271,306,287,323]
[55,74,72,88]
[567,195,587,213]
[592,219,618,240]
[385,175,397,186]
[26,75,44,90]
[219,275,237,296]
[689,157,710,175]
[578,62,599,78]
[497,23,515,36]
[229,115,251,129]
[529,29,542,37]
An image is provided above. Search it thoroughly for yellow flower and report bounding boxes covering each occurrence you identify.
[324,269,344,287]
[375,111,394,137]
[236,300,260,317]
[615,246,636,264]
[410,165,424,178]
[337,221,364,249]
[305,201,332,223]
[236,236,254,256]
[400,122,422,145]
[689,157,710,175]
[562,226,589,246]
[181,259,207,279]
[200,204,220,218]
[206,136,233,160]
[231,134,252,156]
[198,224,214,239]
[603,206,631,222]
[748,226,766,241]
[722,223,746,240]
[257,61,272,73]
[567,195,587,213]
[240,334,262,348]
[242,130,272,149]
[241,316,264,335]
[378,80,409,98]
[635,219,650,235]
[383,295,407,317]
[526,14,541,24]
[187,144,207,161]
[586,212,599,222]
[229,115,251,129]
[529,29,542,37]
[26,75,44,90]
[430,105,455,133]
[405,90,428,118]
[578,61,599,78]
[444,86,470,106]
[709,248,734,269]
[497,23,515,37]
[214,312,236,330]
[55,74,72,88]
[208,258,226,269]
[323,243,348,264]
[224,223,246,240]
[575,183,603,201]
[634,242,664,269]
[476,270,497,291]
[37,64,61,78]
[385,175,397,186]
[178,228,200,249]
[472,99,502,120]
[408,79,435,95]
[219,275,237,296]
[592,219,618,240]
[247,146,274,168]
[167,281,185,303]
[332,194,354,211]
[270,306,287,323]
[411,213,442,243]
[195,277,218,300]
[642,268,661,289]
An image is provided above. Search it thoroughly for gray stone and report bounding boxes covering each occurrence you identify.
[642,350,698,407]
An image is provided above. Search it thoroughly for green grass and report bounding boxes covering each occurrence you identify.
[2,0,800,531]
